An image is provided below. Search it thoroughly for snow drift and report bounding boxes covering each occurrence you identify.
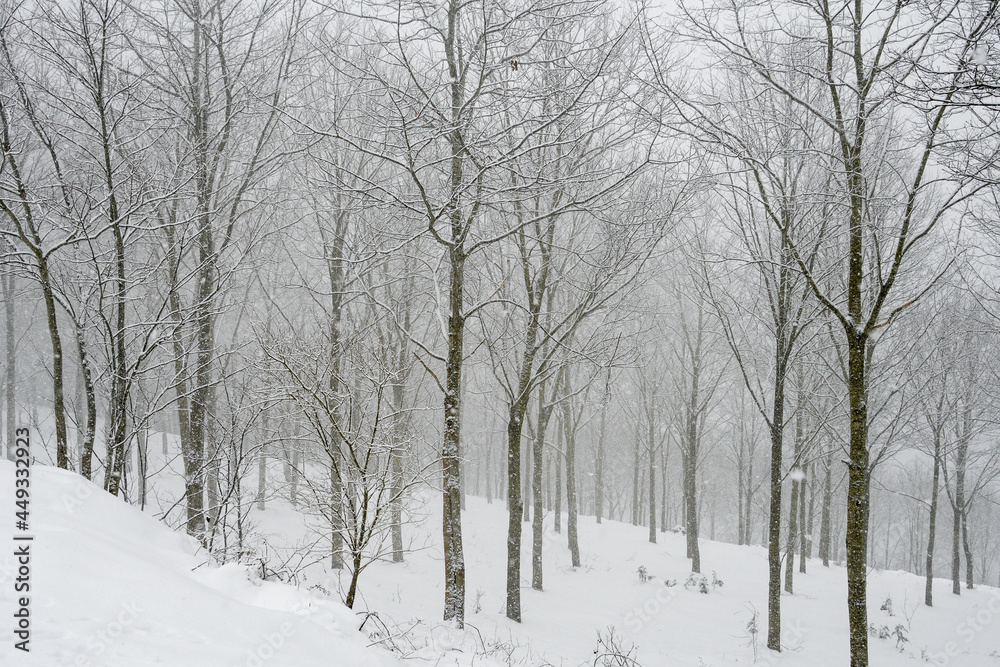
[0,460,397,667]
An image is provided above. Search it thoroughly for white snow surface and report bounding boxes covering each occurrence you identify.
[0,460,399,667]
[3,456,1000,666]
[336,496,1000,667]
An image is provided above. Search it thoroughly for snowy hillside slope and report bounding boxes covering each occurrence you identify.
[0,460,399,667]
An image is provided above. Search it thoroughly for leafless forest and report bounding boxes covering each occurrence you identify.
[2,1,1000,665]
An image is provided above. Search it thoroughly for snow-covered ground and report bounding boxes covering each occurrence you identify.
[318,495,1000,667]
[3,456,1000,666]
[0,460,398,667]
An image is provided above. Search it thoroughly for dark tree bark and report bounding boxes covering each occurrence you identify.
[803,460,813,569]
[554,428,562,533]
[485,443,493,505]
[737,424,747,545]
[531,382,556,591]
[646,390,657,545]
[962,506,973,590]
[632,437,641,526]
[819,444,833,567]
[925,421,942,606]
[502,220,553,619]
[844,326,871,665]
[766,347,786,650]
[136,422,148,508]
[320,208,349,569]
[441,244,466,625]
[524,428,532,523]
[559,368,580,568]
[391,379,406,563]
[70,316,96,480]
[595,369,609,524]
[951,437,966,596]
[785,475,799,593]
[505,396,525,621]
[785,390,804,592]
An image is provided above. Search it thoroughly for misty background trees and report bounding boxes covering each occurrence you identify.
[2,1,1000,665]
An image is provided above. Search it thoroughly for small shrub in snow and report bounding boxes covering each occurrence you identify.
[683,573,712,594]
[880,595,894,617]
[868,619,908,651]
[671,525,687,535]
[744,605,760,662]
[473,589,485,614]
[307,582,332,598]
[893,624,909,650]
[637,566,654,583]
[594,627,640,667]
[664,578,677,588]
[682,573,721,594]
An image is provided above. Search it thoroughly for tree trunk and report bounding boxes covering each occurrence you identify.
[137,423,148,509]
[648,414,656,545]
[523,430,531,523]
[38,258,71,470]
[345,551,363,609]
[804,460,815,564]
[962,507,973,590]
[506,399,525,622]
[596,372,608,524]
[799,462,808,574]
[766,352,786,651]
[391,375,406,563]
[738,430,746,545]
[531,388,555,591]
[321,204,350,570]
[819,446,833,567]
[925,430,941,606]
[844,327,870,667]
[785,477,799,593]
[786,399,803,593]
[71,317,96,480]
[485,443,493,504]
[204,388,221,528]
[660,449,668,533]
[632,439,641,526]
[165,219,200,537]
[503,261,547,620]
[684,445,700,572]
[554,430,562,533]
[560,371,580,568]
[952,426,967,596]
[103,215,129,496]
[442,234,467,626]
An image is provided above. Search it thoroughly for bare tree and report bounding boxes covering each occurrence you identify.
[665,2,1000,662]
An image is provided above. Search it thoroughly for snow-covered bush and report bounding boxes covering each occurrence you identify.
[880,595,894,617]
[683,572,722,594]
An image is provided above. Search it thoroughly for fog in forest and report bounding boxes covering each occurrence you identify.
[2,1,1000,666]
